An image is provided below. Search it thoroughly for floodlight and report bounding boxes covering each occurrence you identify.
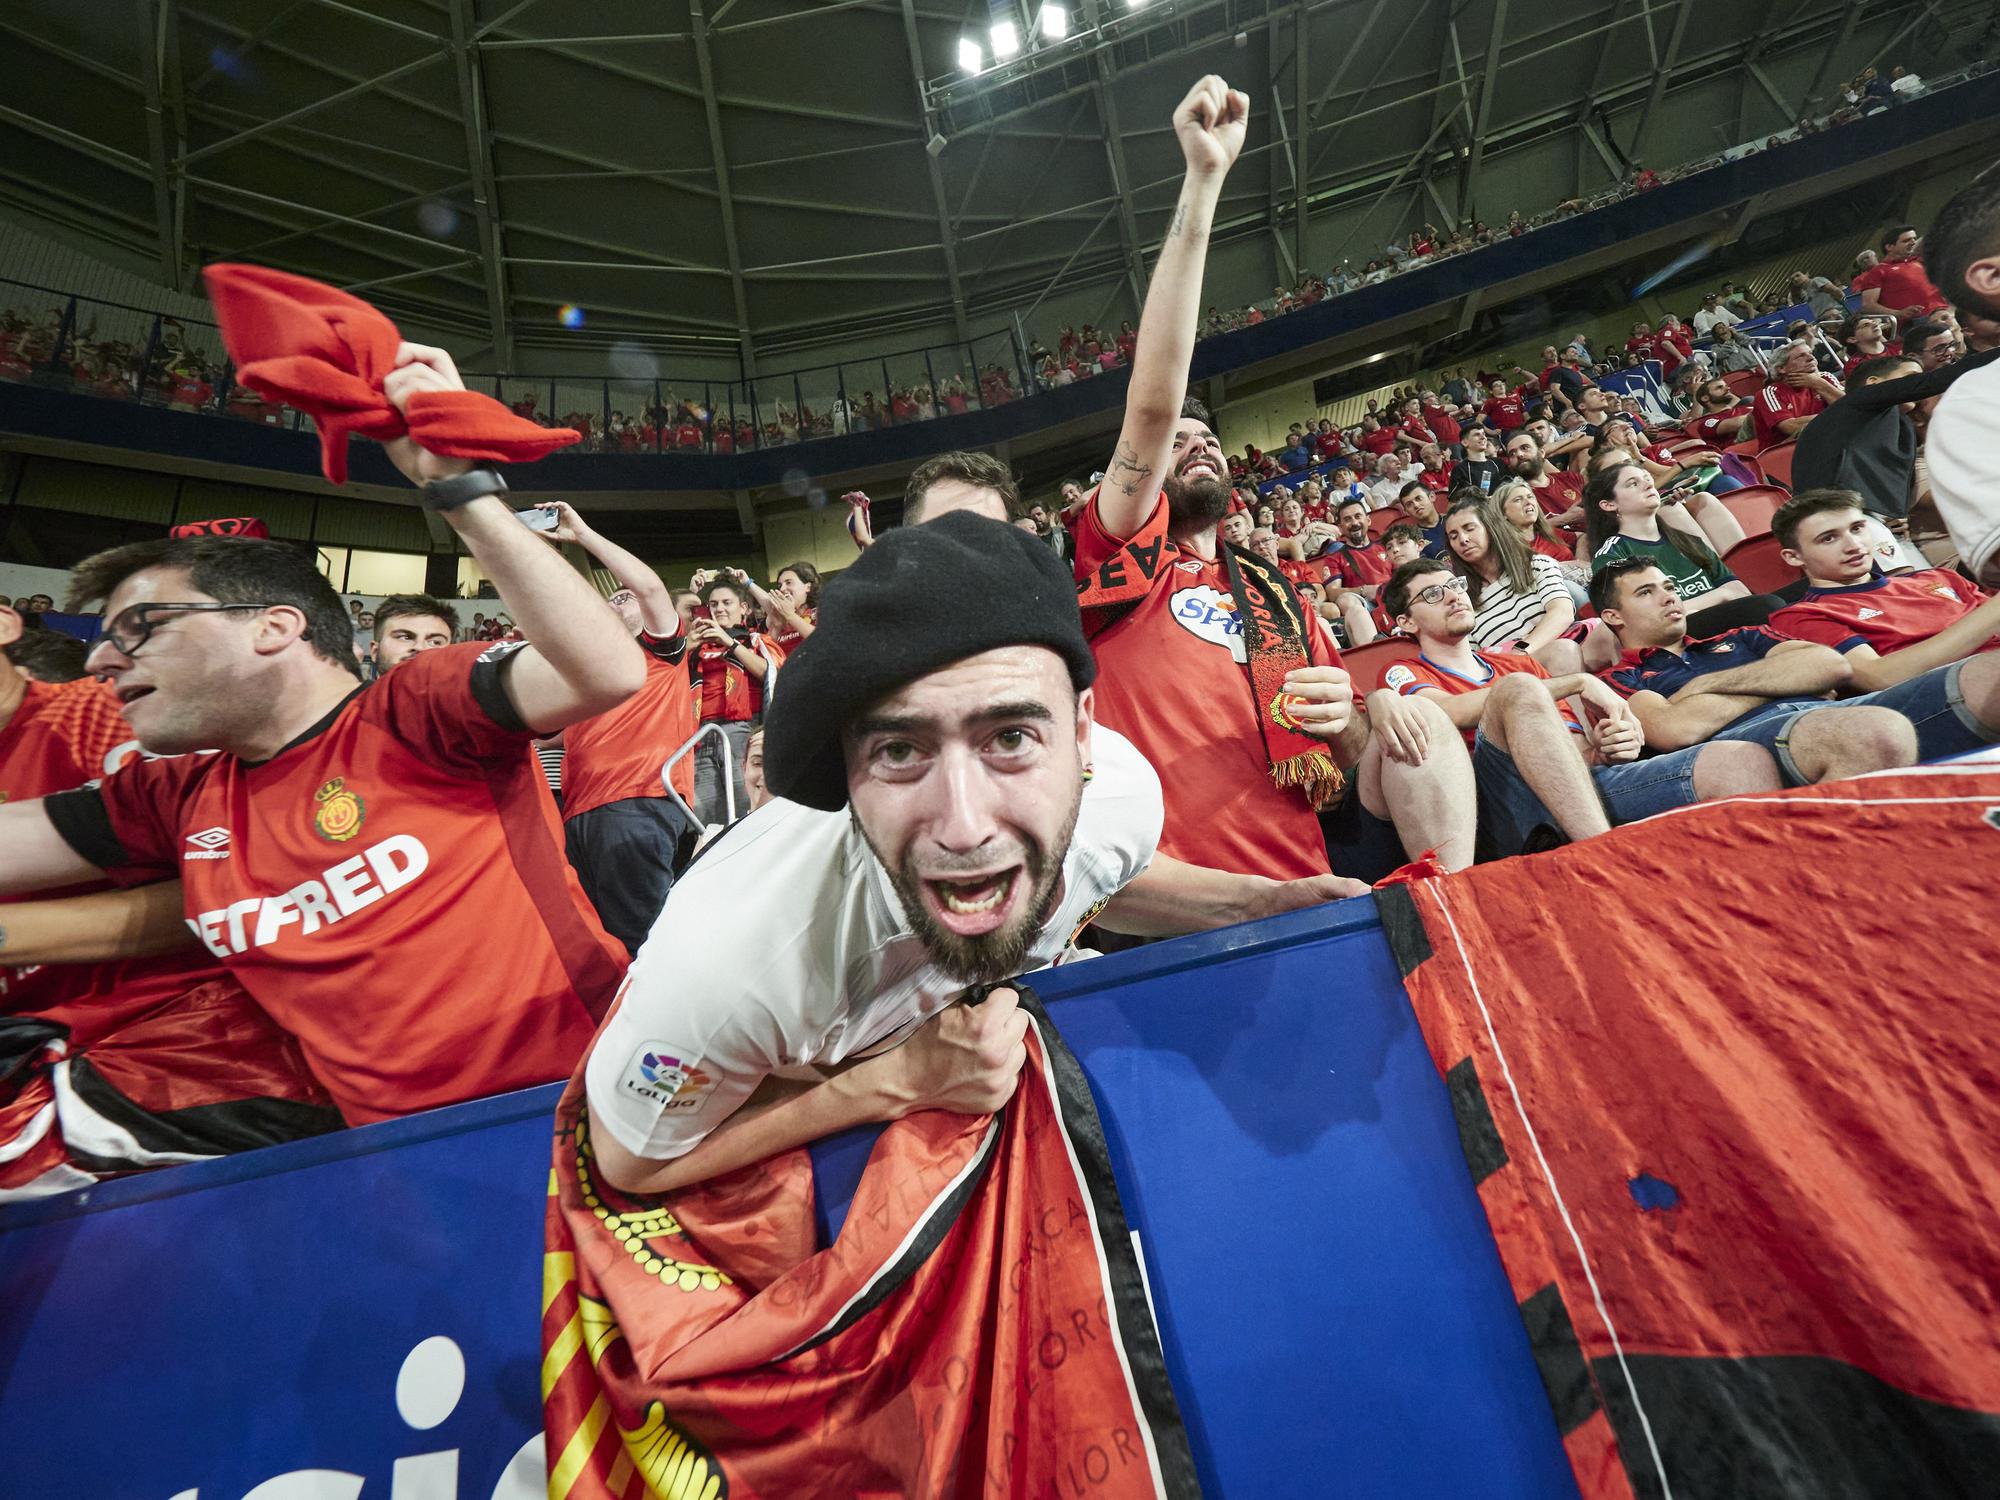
[1039,4,1068,39]
[991,20,1020,59]
[958,36,983,72]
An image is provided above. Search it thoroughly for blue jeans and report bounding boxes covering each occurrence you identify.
[1471,731,1706,855]
[1710,660,1995,784]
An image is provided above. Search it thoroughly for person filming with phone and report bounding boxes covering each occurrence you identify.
[685,567,785,826]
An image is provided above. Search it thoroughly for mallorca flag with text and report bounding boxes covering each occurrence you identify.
[1381,757,2000,1499]
[541,988,1199,1499]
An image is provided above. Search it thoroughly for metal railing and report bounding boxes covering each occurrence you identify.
[662,721,735,828]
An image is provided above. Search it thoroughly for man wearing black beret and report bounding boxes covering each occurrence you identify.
[581,510,1362,1195]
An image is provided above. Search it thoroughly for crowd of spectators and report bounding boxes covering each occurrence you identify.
[0,70,1996,1217]
[1,56,1979,460]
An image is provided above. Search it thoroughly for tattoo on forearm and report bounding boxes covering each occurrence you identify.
[1167,203,1187,241]
[1107,442,1153,498]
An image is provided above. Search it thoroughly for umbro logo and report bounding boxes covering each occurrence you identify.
[184,827,232,860]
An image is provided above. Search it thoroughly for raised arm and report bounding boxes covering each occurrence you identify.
[537,500,680,639]
[1096,76,1249,540]
[379,345,645,732]
[1097,852,1364,935]
[0,880,197,965]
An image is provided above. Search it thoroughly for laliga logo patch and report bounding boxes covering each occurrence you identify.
[623,1043,716,1110]
[312,776,365,843]
[1383,663,1417,692]
[1169,585,1247,663]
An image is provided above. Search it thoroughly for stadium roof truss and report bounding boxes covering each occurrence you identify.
[0,0,1979,370]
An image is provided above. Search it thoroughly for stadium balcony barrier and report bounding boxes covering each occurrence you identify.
[0,895,1581,1499]
[0,66,1993,498]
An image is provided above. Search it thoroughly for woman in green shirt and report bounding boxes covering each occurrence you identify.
[1584,461,1781,636]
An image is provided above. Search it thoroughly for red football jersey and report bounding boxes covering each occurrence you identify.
[1753,382,1826,451]
[41,643,625,1123]
[1851,258,1949,316]
[1387,648,1581,748]
[1770,569,1997,658]
[1531,469,1585,518]
[1684,406,1751,447]
[1421,401,1462,446]
[1077,496,1346,882]
[1331,540,1394,589]
[561,632,697,819]
[1356,426,1397,457]
[695,634,782,723]
[1482,394,1527,431]
[0,677,237,1044]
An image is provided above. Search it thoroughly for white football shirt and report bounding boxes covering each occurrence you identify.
[584,726,1163,1160]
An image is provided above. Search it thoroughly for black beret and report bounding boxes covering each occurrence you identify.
[763,509,1096,810]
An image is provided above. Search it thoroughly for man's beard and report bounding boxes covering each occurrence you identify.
[863,788,1082,984]
[1511,456,1544,479]
[1164,470,1230,530]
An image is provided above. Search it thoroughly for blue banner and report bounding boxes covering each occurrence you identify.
[0,897,1577,1499]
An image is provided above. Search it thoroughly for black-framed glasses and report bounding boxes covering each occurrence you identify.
[1410,576,1471,608]
[87,602,278,661]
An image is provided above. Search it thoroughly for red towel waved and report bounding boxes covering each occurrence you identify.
[542,988,1198,1499]
[202,263,578,484]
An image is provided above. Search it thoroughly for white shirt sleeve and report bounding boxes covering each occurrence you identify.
[1073,726,1165,895]
[1928,364,2000,588]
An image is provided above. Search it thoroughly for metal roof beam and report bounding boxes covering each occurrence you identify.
[1266,18,1297,282]
[898,0,968,343]
[179,51,451,168]
[1630,0,1693,161]
[135,0,184,290]
[447,0,512,367]
[1089,52,1146,313]
[1461,0,1510,223]
[1291,3,1310,274]
[689,0,756,374]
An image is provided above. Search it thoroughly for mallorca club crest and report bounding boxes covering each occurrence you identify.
[312,776,366,843]
[1268,689,1311,734]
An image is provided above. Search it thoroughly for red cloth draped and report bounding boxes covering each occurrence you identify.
[541,991,1197,1499]
[1383,762,2000,1498]
[202,264,579,483]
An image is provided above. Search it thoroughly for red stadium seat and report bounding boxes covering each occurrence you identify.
[1340,636,1423,693]
[1367,506,1401,539]
[1719,485,1788,538]
[1758,442,1798,489]
[1722,369,1765,399]
[1723,534,1801,595]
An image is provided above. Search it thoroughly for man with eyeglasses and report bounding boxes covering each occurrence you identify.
[0,599,337,1196]
[1378,558,1781,854]
[0,342,645,1128]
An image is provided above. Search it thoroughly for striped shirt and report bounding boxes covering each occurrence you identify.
[1468,553,1571,650]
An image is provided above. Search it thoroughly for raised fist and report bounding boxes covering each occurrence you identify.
[1173,75,1250,179]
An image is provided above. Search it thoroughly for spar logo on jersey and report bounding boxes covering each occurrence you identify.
[621,1043,717,1111]
[312,776,365,842]
[183,827,232,861]
[1857,606,1884,620]
[1169,585,1248,663]
[1932,582,1965,604]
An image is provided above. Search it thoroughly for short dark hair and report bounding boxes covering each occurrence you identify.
[1382,556,1453,621]
[701,576,748,606]
[68,536,362,680]
[4,627,89,682]
[1848,354,1922,386]
[1901,320,1949,356]
[1180,395,1214,427]
[1772,487,1867,551]
[1336,496,1370,519]
[904,451,1021,524]
[1587,557,1663,616]
[374,593,460,640]
[1397,480,1430,502]
[1881,223,1917,249]
[1380,523,1426,550]
[1925,175,2000,316]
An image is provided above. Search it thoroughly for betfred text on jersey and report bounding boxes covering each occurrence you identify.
[188,834,430,958]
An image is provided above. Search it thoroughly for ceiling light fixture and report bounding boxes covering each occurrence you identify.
[990,20,1020,59]
[1039,4,1068,40]
[957,36,983,72]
